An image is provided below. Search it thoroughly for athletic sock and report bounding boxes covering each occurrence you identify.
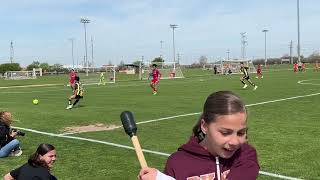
[73,99,80,106]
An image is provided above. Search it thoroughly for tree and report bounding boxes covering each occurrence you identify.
[27,61,40,70]
[0,63,21,74]
[40,63,50,72]
[51,63,64,72]
[132,60,143,67]
[199,56,208,66]
[152,57,164,63]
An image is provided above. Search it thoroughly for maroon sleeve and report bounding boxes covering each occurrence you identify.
[227,144,260,180]
[163,156,176,178]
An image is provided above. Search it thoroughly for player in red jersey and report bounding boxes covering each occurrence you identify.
[255,64,263,79]
[69,69,76,89]
[315,61,319,72]
[150,64,161,95]
[293,63,298,73]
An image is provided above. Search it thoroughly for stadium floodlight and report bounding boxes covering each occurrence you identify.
[170,24,178,65]
[240,32,248,60]
[262,29,268,67]
[80,18,90,76]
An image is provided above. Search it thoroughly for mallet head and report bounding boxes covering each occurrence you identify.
[120,111,137,137]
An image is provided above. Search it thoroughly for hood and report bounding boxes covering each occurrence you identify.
[178,136,214,159]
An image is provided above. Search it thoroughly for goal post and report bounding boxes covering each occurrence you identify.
[214,59,256,75]
[79,65,116,86]
[142,61,184,80]
[5,68,42,80]
[104,65,116,83]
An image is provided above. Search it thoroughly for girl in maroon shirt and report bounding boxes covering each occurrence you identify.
[140,91,259,180]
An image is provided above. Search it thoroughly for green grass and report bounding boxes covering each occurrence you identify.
[0,68,319,179]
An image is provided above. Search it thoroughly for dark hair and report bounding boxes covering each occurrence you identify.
[240,62,244,65]
[75,76,80,81]
[192,91,247,140]
[152,64,157,67]
[28,144,55,169]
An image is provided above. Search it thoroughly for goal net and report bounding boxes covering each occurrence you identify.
[5,68,42,80]
[214,60,256,75]
[80,65,116,85]
[142,62,184,80]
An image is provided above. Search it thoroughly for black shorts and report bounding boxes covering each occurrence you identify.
[76,95,83,99]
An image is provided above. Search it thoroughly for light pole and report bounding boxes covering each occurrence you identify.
[68,38,75,69]
[91,36,94,72]
[297,0,301,63]
[80,18,90,76]
[262,29,268,66]
[170,24,178,65]
[240,32,247,60]
[226,49,230,60]
[160,40,164,58]
[160,40,164,68]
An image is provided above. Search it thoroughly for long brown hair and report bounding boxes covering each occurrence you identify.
[28,143,55,169]
[192,91,247,140]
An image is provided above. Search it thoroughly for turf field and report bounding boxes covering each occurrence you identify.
[0,65,319,179]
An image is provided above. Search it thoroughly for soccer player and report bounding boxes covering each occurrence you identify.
[301,62,306,72]
[69,69,76,90]
[315,61,319,72]
[99,72,106,85]
[240,62,258,90]
[255,64,263,79]
[66,76,84,110]
[150,64,161,95]
[294,63,298,73]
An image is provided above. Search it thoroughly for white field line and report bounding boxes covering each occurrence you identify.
[9,83,317,179]
[297,79,320,86]
[65,91,320,134]
[13,126,302,180]
[0,77,214,94]
[0,83,62,89]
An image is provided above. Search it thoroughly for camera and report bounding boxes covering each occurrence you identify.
[11,128,26,136]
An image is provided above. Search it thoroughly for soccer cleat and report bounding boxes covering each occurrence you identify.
[255,76,258,79]
[66,105,73,109]
[261,76,264,78]
[153,91,157,95]
[242,84,248,89]
[253,85,258,90]
[9,149,23,157]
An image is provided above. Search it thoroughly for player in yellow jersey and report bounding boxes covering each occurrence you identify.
[66,76,84,109]
[240,62,258,90]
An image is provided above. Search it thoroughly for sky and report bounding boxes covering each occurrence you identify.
[0,0,319,67]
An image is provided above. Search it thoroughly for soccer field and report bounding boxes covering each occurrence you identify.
[0,66,319,179]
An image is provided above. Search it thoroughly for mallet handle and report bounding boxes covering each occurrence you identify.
[131,135,147,168]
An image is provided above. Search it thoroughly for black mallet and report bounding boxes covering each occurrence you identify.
[120,111,148,168]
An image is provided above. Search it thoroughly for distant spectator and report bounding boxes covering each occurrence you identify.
[4,143,57,180]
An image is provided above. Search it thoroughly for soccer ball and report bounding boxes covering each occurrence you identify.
[32,99,39,105]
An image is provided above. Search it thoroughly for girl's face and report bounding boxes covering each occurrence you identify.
[40,150,57,168]
[200,112,247,159]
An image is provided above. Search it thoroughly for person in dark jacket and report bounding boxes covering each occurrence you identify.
[4,143,57,180]
[139,91,259,180]
[0,111,22,158]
